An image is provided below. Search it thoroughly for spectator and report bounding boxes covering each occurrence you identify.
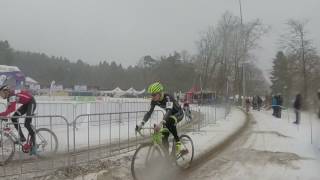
[276,94,283,118]
[293,93,302,124]
[257,96,263,111]
[176,93,180,102]
[252,96,257,110]
[245,97,251,112]
[317,89,320,119]
[183,102,192,122]
[272,95,277,116]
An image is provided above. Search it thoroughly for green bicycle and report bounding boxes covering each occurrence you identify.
[131,123,194,180]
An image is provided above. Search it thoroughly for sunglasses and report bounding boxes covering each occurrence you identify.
[151,93,158,97]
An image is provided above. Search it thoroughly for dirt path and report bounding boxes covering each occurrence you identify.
[181,111,320,180]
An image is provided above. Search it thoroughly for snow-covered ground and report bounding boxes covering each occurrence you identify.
[39,107,320,180]
[185,109,320,180]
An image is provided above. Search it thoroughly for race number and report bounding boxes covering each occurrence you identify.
[166,102,173,109]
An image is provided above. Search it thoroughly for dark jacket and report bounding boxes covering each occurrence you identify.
[143,93,182,123]
[257,96,262,104]
[293,94,302,110]
[277,95,283,106]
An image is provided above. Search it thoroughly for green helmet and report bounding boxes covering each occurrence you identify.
[147,82,164,94]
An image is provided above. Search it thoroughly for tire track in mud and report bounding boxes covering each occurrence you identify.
[173,110,252,180]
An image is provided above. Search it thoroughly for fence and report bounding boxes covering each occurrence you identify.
[0,98,230,179]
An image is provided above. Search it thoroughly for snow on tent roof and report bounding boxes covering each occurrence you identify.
[111,87,124,93]
[26,77,38,84]
[0,65,21,72]
[126,87,136,93]
[126,87,146,95]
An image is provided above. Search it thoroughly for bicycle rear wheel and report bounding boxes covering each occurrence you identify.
[131,143,165,180]
[0,134,15,165]
[175,134,194,168]
[34,128,58,158]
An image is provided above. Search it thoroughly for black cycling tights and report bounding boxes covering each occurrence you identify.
[11,99,36,145]
[162,117,180,151]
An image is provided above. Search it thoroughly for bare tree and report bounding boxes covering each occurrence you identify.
[197,26,220,90]
[196,11,268,97]
[281,19,317,101]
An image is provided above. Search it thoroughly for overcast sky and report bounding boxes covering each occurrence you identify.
[0,0,319,79]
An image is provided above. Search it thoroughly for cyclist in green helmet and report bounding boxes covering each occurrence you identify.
[136,82,184,155]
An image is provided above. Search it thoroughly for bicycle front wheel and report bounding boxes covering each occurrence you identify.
[35,128,58,158]
[0,134,15,165]
[176,134,194,169]
[131,143,165,180]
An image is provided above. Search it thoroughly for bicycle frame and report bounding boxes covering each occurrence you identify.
[137,125,176,158]
[0,120,34,153]
[0,121,20,144]
[137,125,164,143]
[133,124,194,178]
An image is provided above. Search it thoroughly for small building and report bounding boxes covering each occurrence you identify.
[74,85,87,91]
[184,86,216,104]
[25,76,40,90]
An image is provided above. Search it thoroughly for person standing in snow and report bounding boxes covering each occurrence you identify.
[293,93,302,124]
[317,90,320,119]
[257,96,263,111]
[272,95,277,116]
[276,94,283,118]
[245,97,251,112]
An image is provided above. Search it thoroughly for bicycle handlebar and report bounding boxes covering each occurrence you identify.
[135,123,162,137]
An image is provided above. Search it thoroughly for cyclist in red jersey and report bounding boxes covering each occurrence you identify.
[0,85,37,148]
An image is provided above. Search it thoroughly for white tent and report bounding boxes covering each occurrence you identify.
[125,88,146,96]
[111,87,126,97]
[101,87,145,97]
[111,87,124,93]
[125,87,136,95]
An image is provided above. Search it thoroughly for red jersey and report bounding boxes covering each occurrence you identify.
[0,90,33,116]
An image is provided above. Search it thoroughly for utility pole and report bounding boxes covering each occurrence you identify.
[239,0,243,25]
[242,64,246,99]
[239,0,246,107]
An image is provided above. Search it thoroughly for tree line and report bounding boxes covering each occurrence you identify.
[0,40,197,92]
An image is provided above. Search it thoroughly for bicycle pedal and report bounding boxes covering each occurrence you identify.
[22,144,32,153]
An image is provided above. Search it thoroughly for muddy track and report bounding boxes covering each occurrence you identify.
[0,110,204,178]
[175,109,251,180]
[178,110,316,180]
